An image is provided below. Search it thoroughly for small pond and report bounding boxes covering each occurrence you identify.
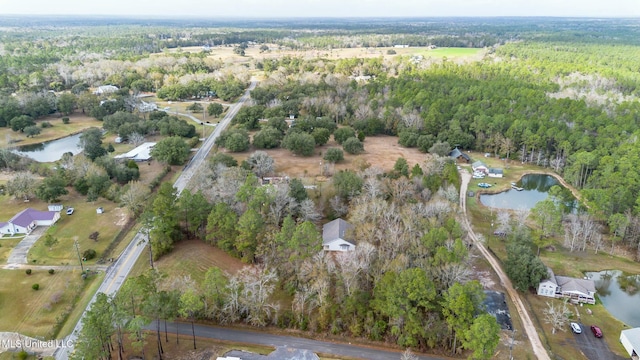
[586,270,640,327]
[479,174,578,211]
[12,133,83,162]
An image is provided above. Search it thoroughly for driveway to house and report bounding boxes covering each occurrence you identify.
[6,227,47,265]
[459,170,551,360]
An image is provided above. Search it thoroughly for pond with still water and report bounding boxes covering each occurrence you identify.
[12,133,83,162]
[479,174,578,211]
[586,270,640,327]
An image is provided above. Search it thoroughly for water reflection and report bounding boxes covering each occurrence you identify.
[12,133,83,162]
[587,270,640,327]
[479,174,578,212]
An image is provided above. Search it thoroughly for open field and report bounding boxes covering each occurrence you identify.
[27,189,128,265]
[0,113,102,148]
[228,135,429,178]
[170,44,484,64]
[149,239,245,285]
[0,269,102,338]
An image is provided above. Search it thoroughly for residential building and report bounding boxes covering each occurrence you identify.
[114,142,156,162]
[449,148,471,163]
[322,219,355,252]
[472,161,489,174]
[537,267,596,304]
[488,168,504,178]
[0,208,60,235]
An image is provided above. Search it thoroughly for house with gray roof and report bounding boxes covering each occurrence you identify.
[322,218,355,252]
[449,148,471,163]
[0,208,60,235]
[537,267,596,304]
[472,161,489,174]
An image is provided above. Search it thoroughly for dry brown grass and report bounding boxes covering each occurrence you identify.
[230,135,428,178]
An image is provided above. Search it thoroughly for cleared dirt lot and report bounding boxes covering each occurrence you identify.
[230,135,429,178]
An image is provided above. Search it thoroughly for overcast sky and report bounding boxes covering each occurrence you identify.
[0,0,638,18]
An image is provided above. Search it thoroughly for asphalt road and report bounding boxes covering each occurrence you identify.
[156,322,447,360]
[569,323,625,360]
[54,81,257,360]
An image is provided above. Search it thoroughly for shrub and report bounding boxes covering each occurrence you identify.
[323,148,344,163]
[334,127,356,145]
[40,121,53,128]
[62,117,70,124]
[343,137,364,155]
[17,350,28,360]
[48,269,55,275]
[32,283,40,290]
[282,132,316,156]
[89,232,100,242]
[398,131,419,147]
[82,249,97,261]
[387,49,397,55]
[25,269,32,275]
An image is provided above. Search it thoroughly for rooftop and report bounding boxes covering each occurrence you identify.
[9,208,58,228]
[556,276,596,295]
[322,218,354,245]
[114,142,156,162]
[621,327,640,354]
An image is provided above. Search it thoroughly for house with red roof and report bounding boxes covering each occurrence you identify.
[0,208,60,236]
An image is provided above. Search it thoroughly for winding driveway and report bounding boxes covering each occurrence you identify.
[459,171,551,360]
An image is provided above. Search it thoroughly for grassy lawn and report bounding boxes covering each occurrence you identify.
[0,269,101,338]
[0,238,22,262]
[0,113,101,148]
[56,271,104,338]
[28,190,127,265]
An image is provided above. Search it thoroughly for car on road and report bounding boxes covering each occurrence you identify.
[591,325,603,338]
[66,207,74,215]
[571,322,582,334]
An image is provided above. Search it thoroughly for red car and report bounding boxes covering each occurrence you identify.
[591,325,603,338]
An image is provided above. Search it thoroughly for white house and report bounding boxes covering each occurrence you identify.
[93,85,119,95]
[620,327,640,359]
[537,268,558,298]
[488,168,504,178]
[322,219,355,252]
[537,267,596,304]
[0,208,60,235]
[114,142,156,162]
[472,161,489,174]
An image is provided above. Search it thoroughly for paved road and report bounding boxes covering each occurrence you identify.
[54,81,257,360]
[156,322,446,360]
[6,227,46,264]
[459,171,551,360]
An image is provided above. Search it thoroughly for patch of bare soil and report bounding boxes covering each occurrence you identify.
[230,135,429,178]
[113,207,128,226]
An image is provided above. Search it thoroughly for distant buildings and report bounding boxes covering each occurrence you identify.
[93,85,119,95]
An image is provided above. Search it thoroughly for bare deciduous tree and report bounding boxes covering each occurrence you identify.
[543,300,571,334]
[6,171,38,200]
[129,132,146,146]
[247,151,275,179]
[120,181,150,218]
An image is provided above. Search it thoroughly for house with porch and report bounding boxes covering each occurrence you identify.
[322,219,355,252]
[0,208,60,236]
[472,161,489,174]
[537,267,596,304]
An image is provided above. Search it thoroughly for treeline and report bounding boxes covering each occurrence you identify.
[75,155,502,359]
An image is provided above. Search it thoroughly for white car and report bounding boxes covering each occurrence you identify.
[570,322,582,334]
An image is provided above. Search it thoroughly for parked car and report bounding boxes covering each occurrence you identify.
[590,325,603,338]
[570,322,582,334]
[478,183,492,188]
[66,207,75,215]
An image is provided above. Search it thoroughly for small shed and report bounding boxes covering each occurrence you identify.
[96,207,104,214]
[620,327,640,359]
[48,204,64,212]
